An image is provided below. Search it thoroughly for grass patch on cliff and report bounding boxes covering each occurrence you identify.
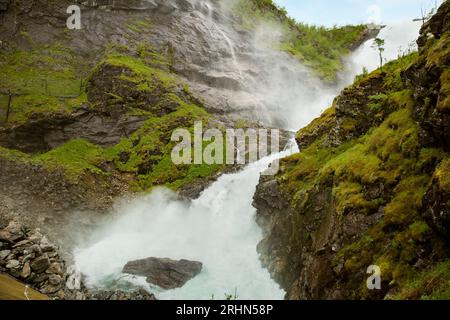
[438,68,450,111]
[333,182,381,216]
[34,139,106,180]
[332,106,442,296]
[281,24,368,82]
[394,260,450,300]
[0,141,105,183]
[86,50,224,191]
[4,93,87,125]
[0,44,88,125]
[1,96,220,190]
[295,106,336,148]
[105,53,178,91]
[103,96,221,192]
[278,138,356,206]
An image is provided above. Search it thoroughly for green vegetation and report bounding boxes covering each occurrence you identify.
[231,0,369,82]
[101,94,222,192]
[0,48,226,192]
[34,139,106,179]
[394,260,450,300]
[439,68,450,111]
[372,38,386,70]
[0,43,88,125]
[435,157,450,192]
[295,105,335,145]
[276,40,449,298]
[106,53,177,90]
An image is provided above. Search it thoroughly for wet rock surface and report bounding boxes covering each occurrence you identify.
[123,257,203,289]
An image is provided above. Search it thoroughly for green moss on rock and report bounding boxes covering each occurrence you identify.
[268,24,450,298]
[0,44,88,125]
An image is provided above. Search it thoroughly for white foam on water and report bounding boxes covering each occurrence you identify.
[74,147,296,300]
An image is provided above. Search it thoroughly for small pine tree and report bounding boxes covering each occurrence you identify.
[372,38,385,70]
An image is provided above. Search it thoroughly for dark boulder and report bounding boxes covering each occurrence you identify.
[122,257,202,289]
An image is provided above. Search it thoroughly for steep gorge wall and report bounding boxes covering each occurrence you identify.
[254,1,450,300]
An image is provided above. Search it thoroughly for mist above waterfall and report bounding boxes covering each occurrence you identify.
[348,20,422,77]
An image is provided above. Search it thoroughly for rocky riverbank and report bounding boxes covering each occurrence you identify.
[0,218,156,300]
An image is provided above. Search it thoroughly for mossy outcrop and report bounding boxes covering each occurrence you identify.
[254,1,450,300]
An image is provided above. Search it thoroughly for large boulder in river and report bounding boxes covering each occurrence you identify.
[122,258,203,289]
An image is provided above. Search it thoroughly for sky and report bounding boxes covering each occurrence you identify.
[273,0,443,26]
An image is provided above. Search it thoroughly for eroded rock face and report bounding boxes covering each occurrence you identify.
[0,107,148,153]
[254,175,386,299]
[406,0,450,151]
[330,73,386,145]
[123,257,203,289]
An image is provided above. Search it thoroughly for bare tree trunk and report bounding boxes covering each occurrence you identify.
[6,90,12,123]
[379,51,383,70]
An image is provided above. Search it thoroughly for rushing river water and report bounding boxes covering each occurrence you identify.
[73,4,422,299]
[75,146,296,300]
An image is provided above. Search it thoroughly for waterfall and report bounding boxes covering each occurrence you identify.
[72,8,423,300]
[74,147,296,300]
[203,1,243,78]
[214,26,243,78]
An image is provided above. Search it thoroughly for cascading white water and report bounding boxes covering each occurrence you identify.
[73,6,424,299]
[75,146,296,300]
[214,26,243,77]
[203,2,243,78]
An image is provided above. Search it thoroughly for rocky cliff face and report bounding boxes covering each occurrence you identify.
[254,1,450,300]
[0,0,336,125]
